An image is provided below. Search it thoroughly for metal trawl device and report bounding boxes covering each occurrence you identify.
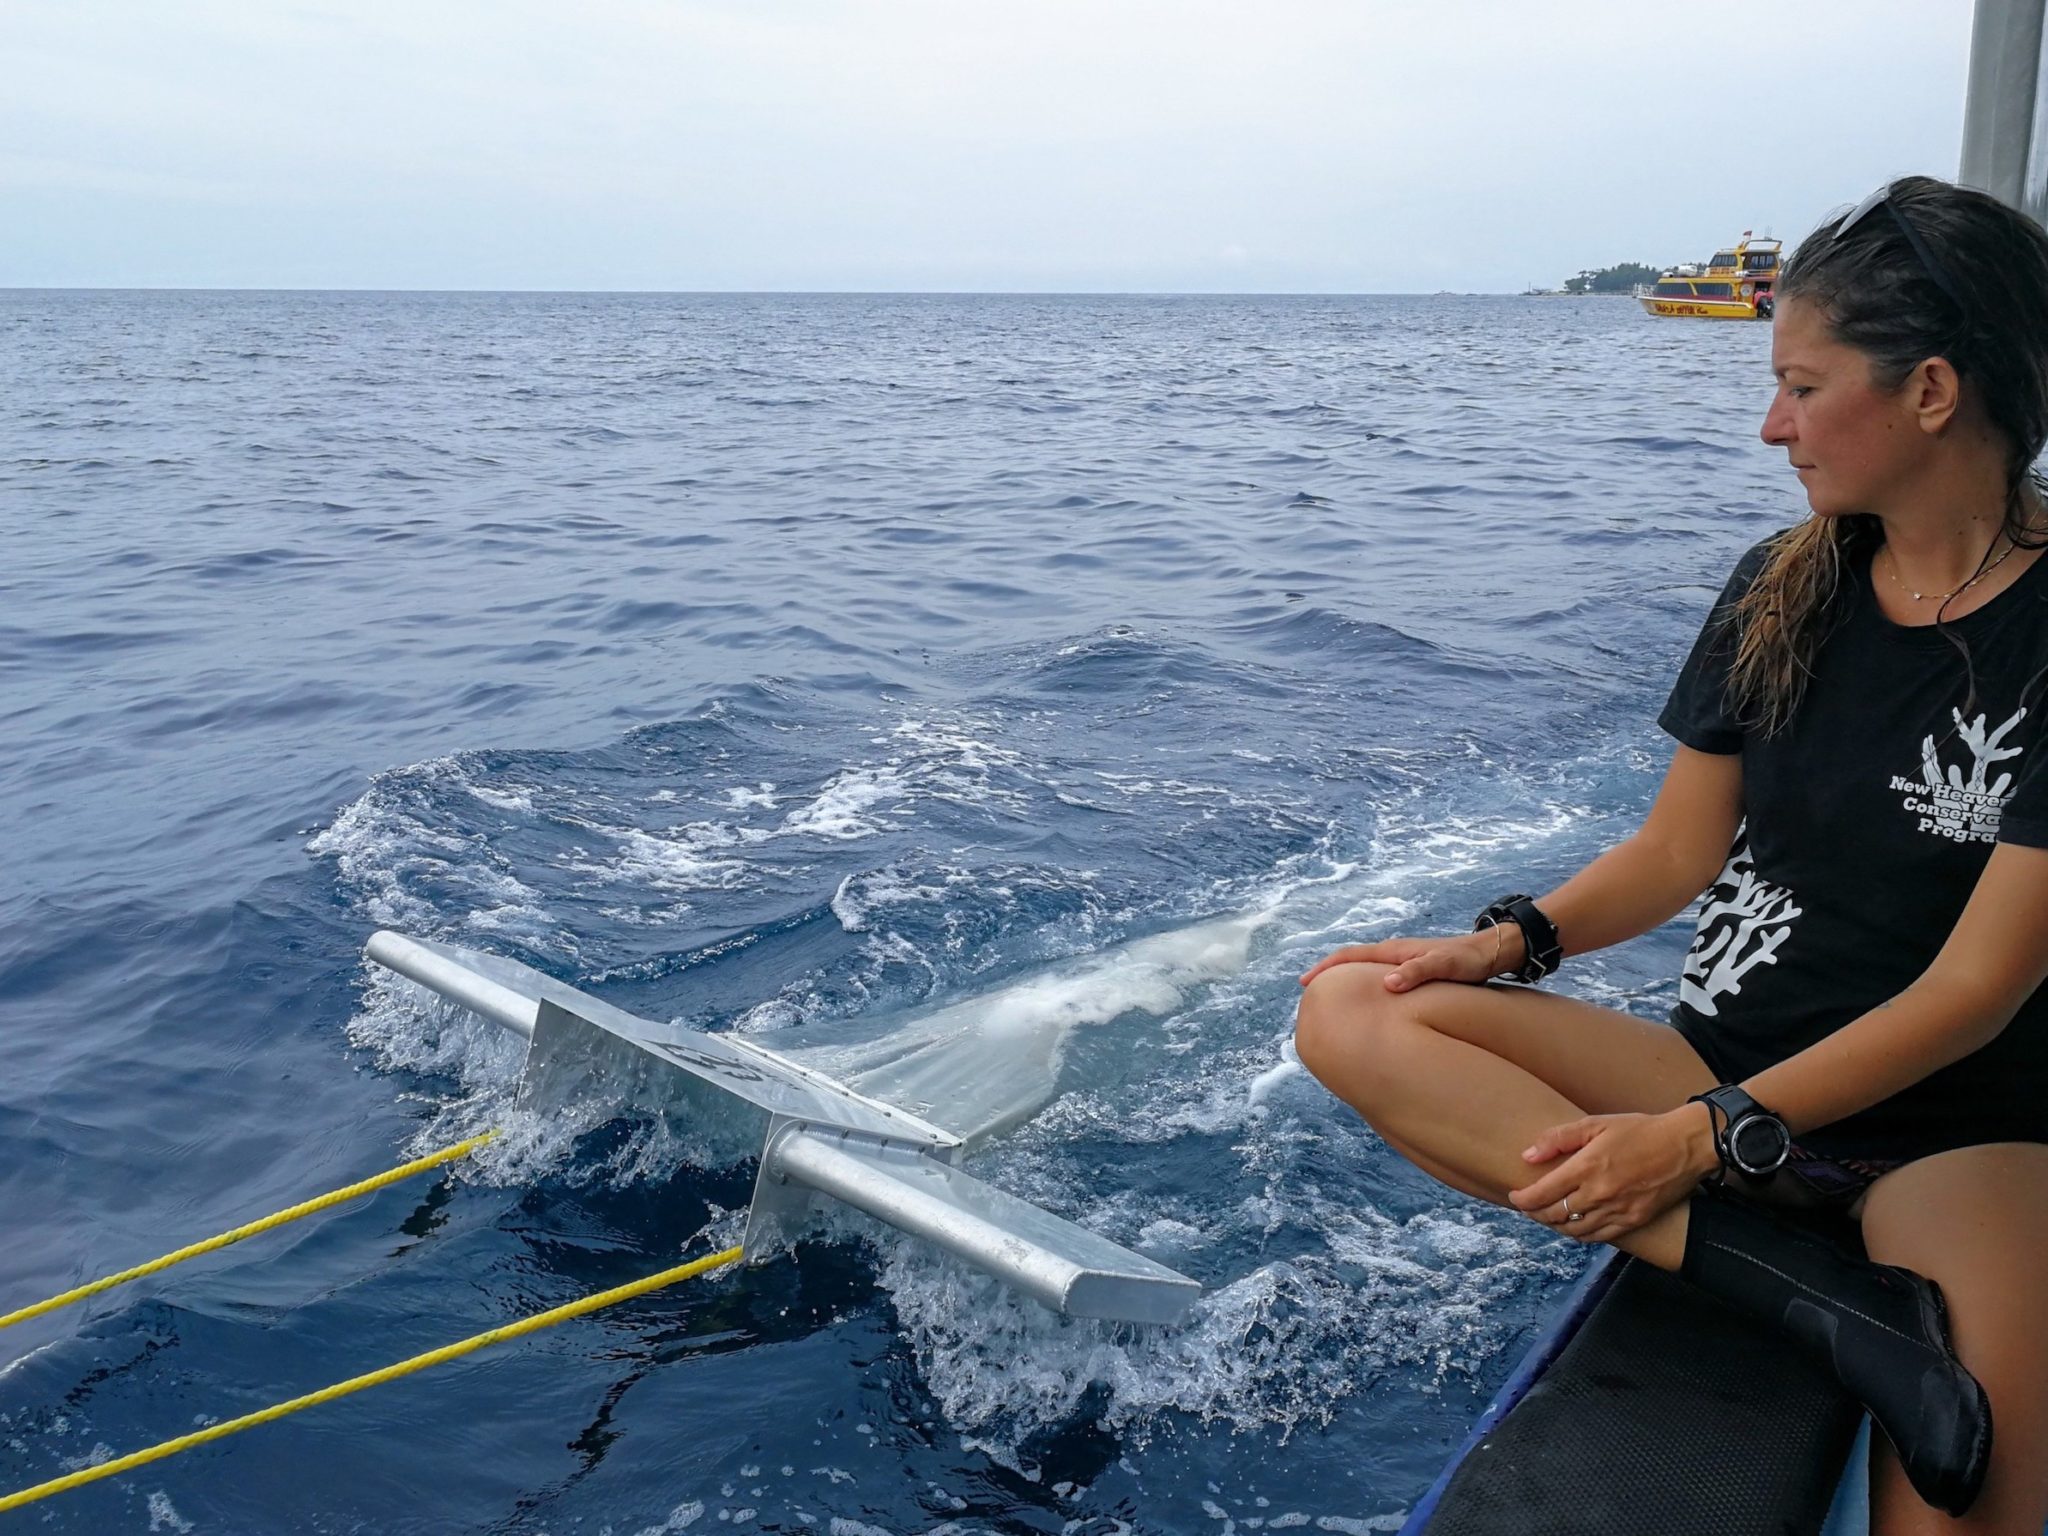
[364,931,1202,1325]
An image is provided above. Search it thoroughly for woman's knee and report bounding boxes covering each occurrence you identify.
[1294,962,1412,1091]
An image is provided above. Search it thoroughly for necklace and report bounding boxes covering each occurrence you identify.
[1882,536,2019,603]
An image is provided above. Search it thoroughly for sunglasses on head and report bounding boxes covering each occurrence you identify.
[1828,182,1967,315]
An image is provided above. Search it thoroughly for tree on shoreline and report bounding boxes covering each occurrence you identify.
[1563,262,1663,294]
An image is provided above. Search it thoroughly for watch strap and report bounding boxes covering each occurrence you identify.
[1698,1083,1765,1127]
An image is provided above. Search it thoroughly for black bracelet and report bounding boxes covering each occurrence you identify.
[1472,894,1562,985]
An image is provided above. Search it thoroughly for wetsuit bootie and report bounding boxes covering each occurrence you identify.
[1680,1187,1992,1517]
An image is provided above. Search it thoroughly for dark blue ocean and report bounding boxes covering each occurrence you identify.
[1,291,1789,1534]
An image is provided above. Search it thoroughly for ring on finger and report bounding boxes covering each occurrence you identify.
[1564,1194,1584,1225]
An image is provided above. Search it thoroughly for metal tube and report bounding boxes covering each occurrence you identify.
[776,1131,1077,1307]
[771,1127,1199,1324]
[365,930,540,1039]
[2028,11,2048,223]
[1961,0,2045,207]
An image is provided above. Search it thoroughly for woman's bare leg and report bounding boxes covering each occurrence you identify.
[1293,961,1718,1269]
[1858,1144,2048,1535]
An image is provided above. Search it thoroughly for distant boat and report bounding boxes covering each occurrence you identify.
[1635,232,1781,320]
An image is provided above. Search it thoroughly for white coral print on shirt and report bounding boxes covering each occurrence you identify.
[1889,706,2027,845]
[1681,837,1804,1018]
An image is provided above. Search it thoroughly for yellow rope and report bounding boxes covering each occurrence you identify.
[0,1131,499,1332]
[0,1243,744,1513]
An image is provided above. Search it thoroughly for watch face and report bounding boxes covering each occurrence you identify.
[1729,1113,1791,1175]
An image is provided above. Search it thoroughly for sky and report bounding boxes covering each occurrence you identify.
[1,0,1975,292]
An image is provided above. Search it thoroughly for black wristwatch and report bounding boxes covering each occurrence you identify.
[1689,1084,1792,1181]
[1473,894,1562,984]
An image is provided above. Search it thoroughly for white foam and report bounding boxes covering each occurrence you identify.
[632,1500,706,1535]
[0,1339,62,1384]
[777,765,910,839]
[310,756,549,932]
[465,782,533,813]
[315,711,1050,964]
[596,824,756,895]
[1135,1217,1206,1259]
[344,967,525,1089]
[829,869,949,933]
[879,1198,1572,1444]
[1279,895,1417,948]
[886,716,1028,781]
[1244,1047,1301,1107]
[1373,804,1585,877]
[462,901,553,935]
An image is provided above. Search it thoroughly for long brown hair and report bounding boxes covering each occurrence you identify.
[1727,176,2048,735]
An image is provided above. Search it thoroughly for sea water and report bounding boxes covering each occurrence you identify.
[0,290,1786,1533]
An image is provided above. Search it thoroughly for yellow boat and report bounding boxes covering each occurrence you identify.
[1636,233,1781,319]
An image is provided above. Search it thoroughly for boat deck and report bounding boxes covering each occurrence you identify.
[1403,1255,1862,1535]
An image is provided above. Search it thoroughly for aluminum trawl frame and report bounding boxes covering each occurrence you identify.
[363,930,1202,1325]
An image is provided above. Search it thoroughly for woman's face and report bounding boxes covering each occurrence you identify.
[1759,295,1934,518]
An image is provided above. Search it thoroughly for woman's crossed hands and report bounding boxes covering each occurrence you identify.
[1295,929,1720,1245]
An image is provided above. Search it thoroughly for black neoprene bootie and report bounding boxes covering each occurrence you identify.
[1680,1187,1992,1516]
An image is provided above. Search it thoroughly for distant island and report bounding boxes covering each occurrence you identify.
[1559,262,1663,294]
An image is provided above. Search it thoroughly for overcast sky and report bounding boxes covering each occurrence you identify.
[2,0,1974,292]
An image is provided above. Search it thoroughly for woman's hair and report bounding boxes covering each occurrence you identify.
[1727,175,2048,734]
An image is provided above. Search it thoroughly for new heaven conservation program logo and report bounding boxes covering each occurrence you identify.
[1890,706,2027,846]
[1680,837,1802,1018]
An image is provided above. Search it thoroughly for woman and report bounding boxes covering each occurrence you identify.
[1295,175,2048,1532]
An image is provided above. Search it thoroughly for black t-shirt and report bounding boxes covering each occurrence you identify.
[1659,533,2048,1160]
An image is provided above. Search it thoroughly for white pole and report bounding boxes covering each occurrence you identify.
[1960,0,2046,210]
[2027,15,2048,222]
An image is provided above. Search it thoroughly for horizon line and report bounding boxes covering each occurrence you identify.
[0,283,1586,299]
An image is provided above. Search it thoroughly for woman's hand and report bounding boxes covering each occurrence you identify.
[1298,927,1522,992]
[1508,1105,1720,1244]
